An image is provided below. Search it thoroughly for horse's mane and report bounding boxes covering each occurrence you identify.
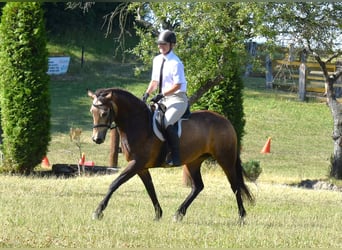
[95,88,152,130]
[95,87,146,109]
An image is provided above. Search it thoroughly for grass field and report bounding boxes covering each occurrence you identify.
[1,35,342,248]
[1,172,341,248]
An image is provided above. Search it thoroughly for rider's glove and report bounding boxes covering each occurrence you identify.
[151,93,164,103]
[142,93,149,103]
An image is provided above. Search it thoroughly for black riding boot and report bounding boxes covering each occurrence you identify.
[165,125,181,166]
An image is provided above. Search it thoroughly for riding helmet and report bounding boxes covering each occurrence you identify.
[157,30,176,44]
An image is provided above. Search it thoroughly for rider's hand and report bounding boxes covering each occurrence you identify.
[142,93,149,103]
[151,93,164,103]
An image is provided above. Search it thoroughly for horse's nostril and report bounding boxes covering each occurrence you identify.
[93,137,103,144]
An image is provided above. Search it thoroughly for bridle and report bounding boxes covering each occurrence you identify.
[92,102,116,130]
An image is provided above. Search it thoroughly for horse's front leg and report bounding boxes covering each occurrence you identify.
[138,169,163,221]
[92,160,138,220]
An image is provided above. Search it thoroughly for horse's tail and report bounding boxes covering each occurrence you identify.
[236,153,254,203]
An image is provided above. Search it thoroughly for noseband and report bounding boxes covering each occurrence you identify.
[92,103,116,130]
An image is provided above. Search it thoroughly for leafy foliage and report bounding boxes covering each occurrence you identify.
[194,69,245,147]
[242,160,262,181]
[0,2,50,174]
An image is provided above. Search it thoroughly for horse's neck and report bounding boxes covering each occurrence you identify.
[115,103,153,137]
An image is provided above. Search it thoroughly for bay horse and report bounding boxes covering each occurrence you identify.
[88,88,253,222]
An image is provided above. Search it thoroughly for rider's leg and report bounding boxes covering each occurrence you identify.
[165,125,181,166]
[162,93,188,166]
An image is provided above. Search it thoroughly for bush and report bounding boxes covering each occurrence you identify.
[194,68,245,148]
[242,160,262,182]
[0,2,50,174]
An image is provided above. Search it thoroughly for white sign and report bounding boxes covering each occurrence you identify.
[47,56,70,75]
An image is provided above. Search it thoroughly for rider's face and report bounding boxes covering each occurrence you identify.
[158,43,171,55]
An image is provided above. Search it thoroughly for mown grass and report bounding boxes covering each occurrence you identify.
[1,33,341,247]
[242,81,333,184]
[1,172,341,248]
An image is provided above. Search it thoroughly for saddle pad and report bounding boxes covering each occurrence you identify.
[152,111,182,141]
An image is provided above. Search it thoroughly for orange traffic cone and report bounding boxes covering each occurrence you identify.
[41,156,50,168]
[261,137,271,154]
[79,152,85,165]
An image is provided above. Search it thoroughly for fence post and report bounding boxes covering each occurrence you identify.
[245,41,257,77]
[298,50,307,101]
[265,54,273,89]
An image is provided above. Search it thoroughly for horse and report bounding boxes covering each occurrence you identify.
[87,88,254,222]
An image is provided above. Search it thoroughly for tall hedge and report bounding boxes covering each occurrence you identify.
[0,2,50,174]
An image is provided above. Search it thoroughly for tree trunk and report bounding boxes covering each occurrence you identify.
[327,76,342,179]
[313,50,342,179]
[188,75,224,105]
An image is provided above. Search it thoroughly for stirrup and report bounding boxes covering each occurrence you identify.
[166,158,181,167]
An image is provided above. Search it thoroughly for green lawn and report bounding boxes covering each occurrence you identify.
[0,36,341,248]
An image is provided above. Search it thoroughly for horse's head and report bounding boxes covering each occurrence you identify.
[87,89,115,144]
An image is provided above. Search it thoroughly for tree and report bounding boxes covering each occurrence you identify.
[130,2,267,146]
[0,2,50,174]
[264,3,342,178]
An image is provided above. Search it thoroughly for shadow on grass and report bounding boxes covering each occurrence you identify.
[50,62,147,133]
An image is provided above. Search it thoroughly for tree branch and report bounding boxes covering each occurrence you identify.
[307,41,329,80]
[326,51,342,64]
[188,75,224,105]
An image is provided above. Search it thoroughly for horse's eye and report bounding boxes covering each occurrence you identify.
[101,110,108,117]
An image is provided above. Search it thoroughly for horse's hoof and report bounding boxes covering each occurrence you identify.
[238,216,245,226]
[92,211,104,220]
[173,213,184,222]
[153,216,161,222]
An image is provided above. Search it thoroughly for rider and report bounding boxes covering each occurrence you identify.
[142,30,188,166]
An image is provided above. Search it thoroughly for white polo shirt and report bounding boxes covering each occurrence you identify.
[151,51,187,93]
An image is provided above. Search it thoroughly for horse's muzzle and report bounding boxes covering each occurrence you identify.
[92,137,104,144]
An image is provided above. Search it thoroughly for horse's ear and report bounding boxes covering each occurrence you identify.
[87,89,96,99]
[104,91,112,100]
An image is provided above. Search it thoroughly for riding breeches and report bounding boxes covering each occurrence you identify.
[161,92,188,127]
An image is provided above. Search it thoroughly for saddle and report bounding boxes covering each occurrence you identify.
[151,103,191,141]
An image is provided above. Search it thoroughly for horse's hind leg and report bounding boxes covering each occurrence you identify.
[138,169,163,221]
[216,152,247,223]
[174,159,204,222]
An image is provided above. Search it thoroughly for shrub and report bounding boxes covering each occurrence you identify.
[193,68,245,148]
[242,160,262,182]
[0,2,50,174]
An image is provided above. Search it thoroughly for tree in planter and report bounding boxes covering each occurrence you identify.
[0,2,50,174]
[264,2,342,178]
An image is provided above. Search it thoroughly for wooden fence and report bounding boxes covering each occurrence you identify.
[271,59,339,93]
